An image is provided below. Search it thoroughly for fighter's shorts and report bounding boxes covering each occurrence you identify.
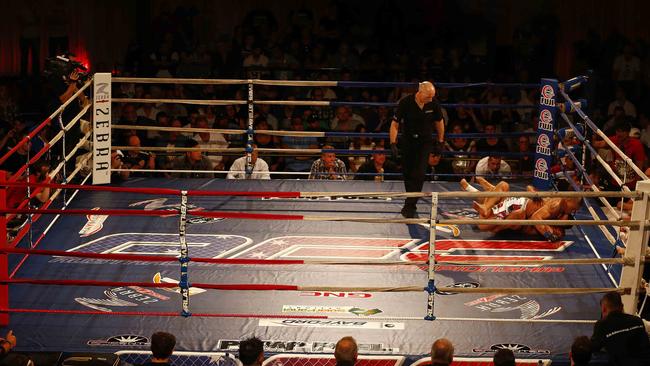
[491,197,528,220]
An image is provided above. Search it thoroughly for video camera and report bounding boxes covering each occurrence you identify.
[44,53,89,84]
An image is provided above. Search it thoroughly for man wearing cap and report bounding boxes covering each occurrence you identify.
[389,81,444,218]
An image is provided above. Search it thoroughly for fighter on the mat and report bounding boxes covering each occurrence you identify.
[460,177,580,241]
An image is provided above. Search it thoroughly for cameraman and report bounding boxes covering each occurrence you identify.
[46,63,88,175]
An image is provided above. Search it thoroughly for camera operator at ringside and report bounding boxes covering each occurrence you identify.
[44,54,90,172]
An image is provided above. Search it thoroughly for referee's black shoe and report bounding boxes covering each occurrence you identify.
[400,206,419,219]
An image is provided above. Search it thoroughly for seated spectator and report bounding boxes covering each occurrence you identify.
[602,106,626,135]
[515,135,534,174]
[121,135,155,177]
[348,125,374,173]
[141,331,175,366]
[593,120,646,189]
[444,123,476,177]
[607,86,637,118]
[0,330,32,366]
[355,147,399,181]
[171,139,213,178]
[227,145,271,180]
[238,337,264,366]
[194,116,228,171]
[492,349,515,366]
[309,145,348,180]
[475,155,511,179]
[475,122,510,153]
[427,149,453,181]
[156,118,188,175]
[430,338,453,366]
[368,105,392,133]
[452,98,481,133]
[570,336,592,366]
[329,106,363,149]
[282,117,318,176]
[334,337,357,366]
[591,291,650,365]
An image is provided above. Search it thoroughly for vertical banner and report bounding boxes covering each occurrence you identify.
[533,79,558,190]
[92,73,112,185]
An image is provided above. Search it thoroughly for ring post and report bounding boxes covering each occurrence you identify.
[534,78,559,190]
[0,171,8,326]
[425,193,438,320]
[178,191,191,317]
[621,180,650,313]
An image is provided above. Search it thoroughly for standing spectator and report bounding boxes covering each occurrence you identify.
[227,145,270,180]
[430,338,453,366]
[238,337,264,366]
[309,145,347,180]
[492,349,515,366]
[0,85,17,124]
[612,44,641,98]
[475,155,511,179]
[355,147,400,181]
[591,292,650,365]
[334,337,357,366]
[141,331,175,366]
[171,139,213,178]
[570,336,592,366]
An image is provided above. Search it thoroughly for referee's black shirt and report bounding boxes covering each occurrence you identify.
[394,94,442,145]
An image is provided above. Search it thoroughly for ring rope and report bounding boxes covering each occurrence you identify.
[560,88,648,180]
[0,278,628,296]
[111,125,247,135]
[0,207,638,227]
[110,124,537,139]
[3,247,640,267]
[4,181,640,199]
[112,98,247,106]
[112,77,250,85]
[0,78,92,167]
[559,111,627,188]
[111,77,539,89]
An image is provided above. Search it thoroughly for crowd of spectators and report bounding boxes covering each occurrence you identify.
[0,3,649,184]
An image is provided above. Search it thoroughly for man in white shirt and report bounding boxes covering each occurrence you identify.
[227,144,271,180]
[194,117,228,170]
[475,155,511,179]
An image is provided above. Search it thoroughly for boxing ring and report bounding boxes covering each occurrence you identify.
[1,75,648,366]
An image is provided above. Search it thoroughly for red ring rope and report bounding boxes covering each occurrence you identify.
[0,208,305,220]
[2,278,300,291]
[2,247,307,265]
[0,181,301,198]
[0,308,327,319]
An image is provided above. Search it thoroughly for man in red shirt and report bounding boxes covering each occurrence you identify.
[593,120,646,188]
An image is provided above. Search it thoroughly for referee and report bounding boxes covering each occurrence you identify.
[389,81,444,218]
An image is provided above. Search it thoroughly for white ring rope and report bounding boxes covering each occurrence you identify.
[112,77,249,85]
[560,88,648,181]
[113,98,247,106]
